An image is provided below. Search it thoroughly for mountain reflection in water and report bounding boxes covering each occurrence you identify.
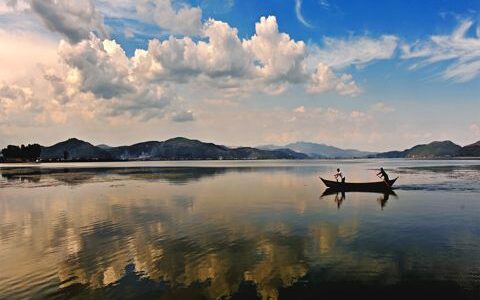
[0,160,479,299]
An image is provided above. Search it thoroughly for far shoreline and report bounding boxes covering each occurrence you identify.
[1,156,480,167]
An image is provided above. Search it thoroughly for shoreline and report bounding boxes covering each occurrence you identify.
[1,156,480,165]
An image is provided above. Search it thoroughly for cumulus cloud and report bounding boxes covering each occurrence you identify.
[29,0,107,43]
[132,16,322,94]
[130,16,311,94]
[0,80,69,127]
[1,0,402,134]
[132,18,251,82]
[131,16,308,89]
[136,0,203,36]
[55,34,179,120]
[244,16,307,83]
[402,19,480,82]
[58,36,134,99]
[109,86,174,120]
[307,63,360,95]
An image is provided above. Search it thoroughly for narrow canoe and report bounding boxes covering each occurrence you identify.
[319,177,398,192]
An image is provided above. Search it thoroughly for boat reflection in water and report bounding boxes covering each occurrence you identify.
[321,188,397,209]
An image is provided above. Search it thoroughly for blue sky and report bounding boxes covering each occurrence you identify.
[0,0,479,151]
[105,1,479,47]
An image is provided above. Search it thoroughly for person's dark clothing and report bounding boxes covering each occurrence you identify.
[379,169,389,182]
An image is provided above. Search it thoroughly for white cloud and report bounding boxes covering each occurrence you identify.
[304,34,398,95]
[295,0,312,28]
[0,80,70,127]
[131,15,361,96]
[58,36,134,99]
[307,63,360,96]
[0,12,375,130]
[244,16,307,83]
[0,0,402,138]
[136,0,203,36]
[55,35,180,120]
[131,16,312,94]
[133,18,251,82]
[29,0,107,43]
[402,19,480,82]
[310,35,398,69]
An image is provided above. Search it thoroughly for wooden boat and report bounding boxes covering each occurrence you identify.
[319,177,398,192]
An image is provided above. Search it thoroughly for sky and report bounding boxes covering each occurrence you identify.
[0,0,479,151]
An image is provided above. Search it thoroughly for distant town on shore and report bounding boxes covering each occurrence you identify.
[1,137,480,163]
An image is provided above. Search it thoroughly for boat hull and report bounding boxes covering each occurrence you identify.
[320,177,397,192]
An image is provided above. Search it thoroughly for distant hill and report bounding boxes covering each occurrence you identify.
[259,142,375,158]
[39,137,308,161]
[458,141,480,157]
[375,141,462,158]
[41,138,112,161]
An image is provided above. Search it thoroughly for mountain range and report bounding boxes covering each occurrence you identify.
[262,140,480,159]
[2,138,480,162]
[39,137,308,161]
[373,140,476,158]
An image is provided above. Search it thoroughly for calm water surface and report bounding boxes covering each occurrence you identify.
[0,160,479,299]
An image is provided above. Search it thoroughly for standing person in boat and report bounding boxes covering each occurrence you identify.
[334,168,346,183]
[377,167,390,182]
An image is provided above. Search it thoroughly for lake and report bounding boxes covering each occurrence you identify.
[0,160,479,299]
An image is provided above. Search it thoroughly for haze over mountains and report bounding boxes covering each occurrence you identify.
[2,138,480,162]
[259,142,375,159]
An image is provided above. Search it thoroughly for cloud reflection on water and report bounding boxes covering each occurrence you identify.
[0,162,479,299]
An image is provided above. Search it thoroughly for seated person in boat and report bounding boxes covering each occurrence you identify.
[377,167,390,182]
[334,168,346,183]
